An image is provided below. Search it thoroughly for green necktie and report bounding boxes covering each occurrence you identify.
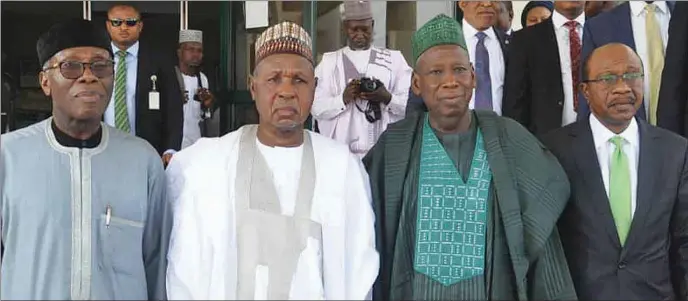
[609,136,632,246]
[114,50,131,133]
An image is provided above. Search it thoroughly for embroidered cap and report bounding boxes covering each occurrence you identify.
[412,14,467,64]
[179,29,203,44]
[36,18,113,66]
[254,21,313,65]
[342,0,373,21]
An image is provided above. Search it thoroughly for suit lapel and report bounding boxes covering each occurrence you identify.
[623,121,661,253]
[540,19,566,102]
[615,3,637,51]
[136,45,147,134]
[492,27,508,57]
[613,3,647,121]
[571,121,622,248]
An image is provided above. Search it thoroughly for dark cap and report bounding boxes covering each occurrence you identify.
[36,18,113,66]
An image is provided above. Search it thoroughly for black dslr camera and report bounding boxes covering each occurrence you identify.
[358,77,383,93]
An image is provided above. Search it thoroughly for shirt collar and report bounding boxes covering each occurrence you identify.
[111,40,140,57]
[552,10,586,29]
[630,1,668,16]
[462,19,497,41]
[589,113,639,149]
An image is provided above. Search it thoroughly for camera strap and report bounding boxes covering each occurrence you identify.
[174,66,205,103]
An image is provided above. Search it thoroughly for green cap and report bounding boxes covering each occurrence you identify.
[412,14,467,64]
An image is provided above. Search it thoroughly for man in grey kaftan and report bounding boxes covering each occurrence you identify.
[363,14,577,300]
[0,19,171,300]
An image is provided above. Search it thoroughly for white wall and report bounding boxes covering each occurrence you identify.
[416,1,455,29]
[511,1,529,31]
[371,1,387,48]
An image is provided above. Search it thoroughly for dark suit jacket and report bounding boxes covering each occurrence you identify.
[541,118,688,300]
[578,2,675,122]
[503,18,567,136]
[404,27,509,118]
[658,2,688,137]
[133,43,183,155]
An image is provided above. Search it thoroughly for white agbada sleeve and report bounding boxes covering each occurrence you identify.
[335,153,379,300]
[165,158,213,300]
[312,53,348,121]
[382,51,412,118]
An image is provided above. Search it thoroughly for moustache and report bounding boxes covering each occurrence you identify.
[608,96,637,108]
[272,106,299,114]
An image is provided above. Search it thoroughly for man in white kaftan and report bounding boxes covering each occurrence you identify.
[312,0,412,158]
[165,21,379,300]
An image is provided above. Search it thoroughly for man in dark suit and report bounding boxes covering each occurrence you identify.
[658,2,688,137]
[577,1,674,124]
[104,4,183,165]
[503,1,585,136]
[406,2,510,119]
[456,1,509,115]
[542,43,688,300]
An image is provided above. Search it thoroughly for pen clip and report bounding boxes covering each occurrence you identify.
[105,205,112,228]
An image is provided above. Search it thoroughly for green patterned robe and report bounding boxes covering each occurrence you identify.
[363,110,577,301]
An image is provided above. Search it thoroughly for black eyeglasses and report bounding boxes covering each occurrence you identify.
[43,60,115,79]
[583,72,644,87]
[109,18,139,27]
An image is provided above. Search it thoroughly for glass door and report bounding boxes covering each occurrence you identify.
[1,1,83,130]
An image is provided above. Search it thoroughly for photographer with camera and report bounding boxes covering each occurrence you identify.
[313,0,412,158]
[165,29,217,162]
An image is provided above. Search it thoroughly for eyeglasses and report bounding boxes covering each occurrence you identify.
[109,18,139,27]
[43,60,115,79]
[583,72,644,87]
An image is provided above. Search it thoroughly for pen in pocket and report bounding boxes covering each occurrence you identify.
[106,205,112,228]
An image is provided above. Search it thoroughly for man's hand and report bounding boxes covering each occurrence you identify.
[162,153,174,168]
[342,80,360,105]
[196,88,215,109]
[360,84,392,105]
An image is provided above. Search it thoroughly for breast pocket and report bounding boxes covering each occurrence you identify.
[99,213,145,276]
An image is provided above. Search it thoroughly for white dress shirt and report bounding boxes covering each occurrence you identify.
[105,41,139,133]
[462,20,505,115]
[589,114,640,217]
[552,11,585,126]
[629,1,671,117]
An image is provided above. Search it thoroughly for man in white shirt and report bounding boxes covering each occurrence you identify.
[542,42,688,300]
[578,1,674,125]
[457,1,509,115]
[503,1,585,136]
[312,0,412,158]
[165,21,379,300]
[170,29,216,152]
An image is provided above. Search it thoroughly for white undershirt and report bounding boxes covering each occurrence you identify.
[256,138,304,216]
[589,114,640,217]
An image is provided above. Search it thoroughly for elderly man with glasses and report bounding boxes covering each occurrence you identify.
[0,19,171,300]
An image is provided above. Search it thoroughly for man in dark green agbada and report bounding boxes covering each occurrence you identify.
[363,14,577,300]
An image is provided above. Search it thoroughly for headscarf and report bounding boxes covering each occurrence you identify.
[521,1,554,28]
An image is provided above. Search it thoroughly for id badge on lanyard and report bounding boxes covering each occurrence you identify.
[149,75,160,110]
